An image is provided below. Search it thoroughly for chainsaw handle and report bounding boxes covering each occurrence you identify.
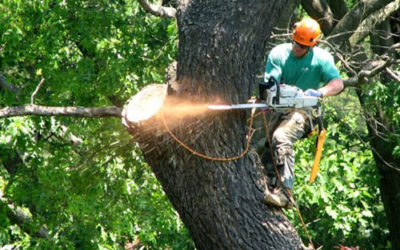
[275,81,280,105]
[259,77,278,100]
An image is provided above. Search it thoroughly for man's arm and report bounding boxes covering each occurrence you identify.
[318,78,344,97]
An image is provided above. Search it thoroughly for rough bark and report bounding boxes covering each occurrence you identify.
[370,135,400,250]
[124,1,307,249]
[350,1,400,45]
[273,0,300,34]
[356,87,400,249]
[301,0,335,34]
[326,0,348,21]
[364,18,400,250]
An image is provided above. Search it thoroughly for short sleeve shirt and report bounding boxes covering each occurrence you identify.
[264,43,341,90]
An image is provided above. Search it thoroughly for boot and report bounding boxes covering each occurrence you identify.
[264,187,294,209]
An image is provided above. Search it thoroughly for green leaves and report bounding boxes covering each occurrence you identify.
[283,89,390,249]
[0,0,189,249]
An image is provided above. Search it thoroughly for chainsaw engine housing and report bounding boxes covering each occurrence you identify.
[265,84,319,110]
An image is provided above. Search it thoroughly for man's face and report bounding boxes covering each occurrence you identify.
[292,41,310,58]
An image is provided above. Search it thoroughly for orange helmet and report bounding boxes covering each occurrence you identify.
[292,18,321,47]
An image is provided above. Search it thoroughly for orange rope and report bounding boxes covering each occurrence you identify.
[161,106,256,161]
[162,103,315,249]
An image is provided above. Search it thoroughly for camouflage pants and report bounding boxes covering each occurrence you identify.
[265,110,313,189]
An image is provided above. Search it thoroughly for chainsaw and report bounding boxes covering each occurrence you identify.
[208,77,321,112]
[208,78,325,184]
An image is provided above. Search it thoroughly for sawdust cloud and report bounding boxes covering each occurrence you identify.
[160,102,208,118]
[158,96,227,119]
[126,91,224,129]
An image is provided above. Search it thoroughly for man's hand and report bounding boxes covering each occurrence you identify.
[305,89,323,97]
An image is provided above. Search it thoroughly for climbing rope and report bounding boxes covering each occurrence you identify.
[161,100,315,248]
[161,104,257,161]
[262,111,315,250]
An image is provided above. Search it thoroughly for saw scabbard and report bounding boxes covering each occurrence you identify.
[309,108,326,184]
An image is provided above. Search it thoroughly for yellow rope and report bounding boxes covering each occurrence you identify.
[161,106,256,161]
[261,111,315,250]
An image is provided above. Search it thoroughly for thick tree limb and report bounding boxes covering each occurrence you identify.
[274,0,300,31]
[0,104,122,118]
[327,0,395,45]
[301,0,335,34]
[326,0,348,21]
[137,0,176,19]
[350,1,400,45]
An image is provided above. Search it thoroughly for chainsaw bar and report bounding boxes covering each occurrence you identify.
[208,103,268,110]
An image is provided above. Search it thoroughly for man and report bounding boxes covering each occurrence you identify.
[263,17,344,208]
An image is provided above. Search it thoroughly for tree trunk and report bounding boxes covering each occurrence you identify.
[124,1,307,249]
[357,88,400,250]
[370,134,400,250]
[365,18,400,250]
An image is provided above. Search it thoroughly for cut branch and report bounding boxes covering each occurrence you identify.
[137,0,176,19]
[0,104,122,118]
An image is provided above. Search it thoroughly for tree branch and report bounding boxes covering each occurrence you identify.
[327,0,395,45]
[301,0,335,34]
[343,57,399,87]
[59,125,84,146]
[0,191,48,238]
[326,0,348,20]
[0,104,122,118]
[349,1,400,45]
[386,67,400,82]
[137,0,176,19]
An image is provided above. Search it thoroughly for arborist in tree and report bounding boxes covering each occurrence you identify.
[262,17,344,208]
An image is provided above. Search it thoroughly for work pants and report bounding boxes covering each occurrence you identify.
[265,110,313,190]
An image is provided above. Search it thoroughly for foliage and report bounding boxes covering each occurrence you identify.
[361,77,400,158]
[0,0,397,249]
[285,89,390,249]
[0,0,193,249]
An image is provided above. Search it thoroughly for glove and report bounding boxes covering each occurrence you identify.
[305,89,323,97]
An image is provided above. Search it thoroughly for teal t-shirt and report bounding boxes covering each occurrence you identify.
[264,43,340,90]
